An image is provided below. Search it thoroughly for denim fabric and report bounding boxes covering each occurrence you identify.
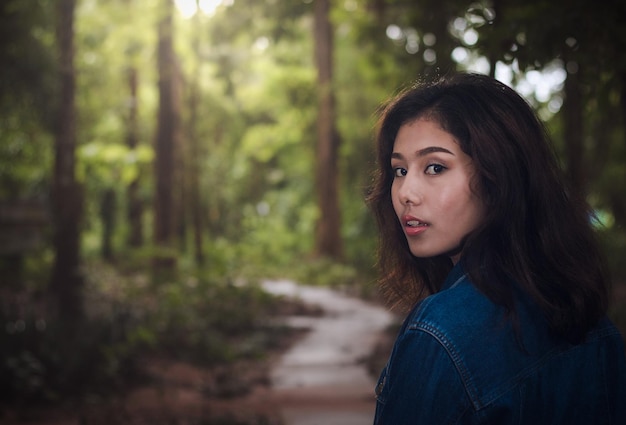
[374,262,626,424]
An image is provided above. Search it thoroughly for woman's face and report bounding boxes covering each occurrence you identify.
[390,118,485,264]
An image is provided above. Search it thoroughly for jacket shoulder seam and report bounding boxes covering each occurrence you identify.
[409,322,484,410]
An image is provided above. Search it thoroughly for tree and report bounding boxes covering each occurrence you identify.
[314,0,343,260]
[187,2,205,265]
[49,0,83,319]
[470,0,626,210]
[126,66,144,247]
[154,0,182,262]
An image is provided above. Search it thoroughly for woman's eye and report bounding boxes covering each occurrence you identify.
[393,167,407,177]
[425,164,445,175]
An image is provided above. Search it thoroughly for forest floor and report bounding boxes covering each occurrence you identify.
[0,280,398,425]
[3,281,625,425]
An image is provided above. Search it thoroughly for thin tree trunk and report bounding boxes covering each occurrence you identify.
[126,67,144,247]
[314,0,343,260]
[174,61,186,256]
[367,0,386,23]
[486,0,502,78]
[562,65,586,194]
[189,3,204,265]
[188,87,204,265]
[154,0,178,255]
[49,0,83,320]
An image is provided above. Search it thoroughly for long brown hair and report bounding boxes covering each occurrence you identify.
[367,73,609,343]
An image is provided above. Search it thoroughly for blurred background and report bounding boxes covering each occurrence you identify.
[1,0,625,423]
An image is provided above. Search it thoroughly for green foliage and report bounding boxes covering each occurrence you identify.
[2,0,625,276]
[289,257,360,288]
[147,277,281,364]
[0,306,144,403]
[0,0,57,124]
[0,0,56,200]
[0,260,287,404]
[78,142,154,185]
[0,118,53,199]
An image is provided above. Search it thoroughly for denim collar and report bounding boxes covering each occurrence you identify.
[441,260,467,292]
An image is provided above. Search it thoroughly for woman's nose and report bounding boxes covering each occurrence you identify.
[397,177,421,206]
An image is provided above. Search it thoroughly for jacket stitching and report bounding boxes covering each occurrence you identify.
[409,322,482,410]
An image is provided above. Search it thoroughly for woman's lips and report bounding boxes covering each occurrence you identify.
[402,215,429,236]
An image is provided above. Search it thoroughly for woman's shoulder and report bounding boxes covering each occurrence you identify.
[406,273,503,339]
[399,276,522,409]
[394,270,626,414]
[400,275,533,409]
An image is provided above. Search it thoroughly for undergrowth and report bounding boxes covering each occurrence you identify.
[0,258,287,407]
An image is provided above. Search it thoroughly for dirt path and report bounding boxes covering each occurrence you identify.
[261,280,396,425]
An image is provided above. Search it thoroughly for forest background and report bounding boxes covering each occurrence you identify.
[1,0,625,420]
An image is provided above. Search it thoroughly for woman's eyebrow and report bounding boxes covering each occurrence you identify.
[416,146,455,156]
[391,146,455,159]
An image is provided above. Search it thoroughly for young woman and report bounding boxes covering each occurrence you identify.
[368,73,626,424]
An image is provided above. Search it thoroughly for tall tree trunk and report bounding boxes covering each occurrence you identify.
[126,67,144,247]
[313,0,343,260]
[486,0,502,78]
[562,65,586,194]
[49,0,83,320]
[189,4,204,265]
[174,61,186,255]
[154,0,179,262]
[367,0,386,21]
[188,84,204,265]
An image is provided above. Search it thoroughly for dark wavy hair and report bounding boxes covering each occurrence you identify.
[367,72,609,343]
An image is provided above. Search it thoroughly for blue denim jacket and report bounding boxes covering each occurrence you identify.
[374,262,626,424]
